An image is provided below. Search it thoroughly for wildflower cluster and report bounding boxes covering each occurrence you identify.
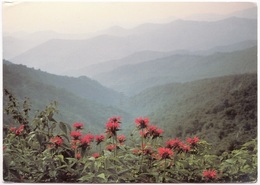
[9,124,25,136]
[5,109,253,183]
[203,169,217,180]
[139,124,163,139]
[105,116,121,137]
[49,135,64,148]
[165,136,200,154]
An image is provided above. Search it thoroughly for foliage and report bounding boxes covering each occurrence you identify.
[3,92,257,183]
[123,73,257,154]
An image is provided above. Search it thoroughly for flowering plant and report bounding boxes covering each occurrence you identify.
[3,93,257,183]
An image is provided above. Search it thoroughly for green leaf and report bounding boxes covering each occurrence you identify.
[57,154,65,163]
[78,174,94,182]
[59,122,68,135]
[225,159,236,164]
[118,169,131,176]
[97,173,106,181]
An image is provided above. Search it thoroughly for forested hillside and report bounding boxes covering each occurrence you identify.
[121,73,257,154]
[3,61,131,133]
[3,60,123,106]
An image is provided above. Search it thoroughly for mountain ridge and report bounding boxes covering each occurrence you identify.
[10,17,257,75]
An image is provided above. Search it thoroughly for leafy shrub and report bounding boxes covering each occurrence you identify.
[3,91,257,183]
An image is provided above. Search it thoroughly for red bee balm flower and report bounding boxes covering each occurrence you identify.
[187,136,200,146]
[75,153,81,159]
[15,125,24,135]
[117,135,126,144]
[50,136,63,146]
[73,122,84,130]
[106,144,116,152]
[165,138,182,149]
[158,148,174,159]
[106,122,120,136]
[10,127,16,133]
[81,134,94,147]
[140,129,149,138]
[180,143,191,153]
[95,134,105,145]
[70,131,82,139]
[92,153,100,158]
[135,117,149,129]
[109,116,121,123]
[142,144,153,155]
[203,169,217,180]
[151,128,163,139]
[132,149,142,155]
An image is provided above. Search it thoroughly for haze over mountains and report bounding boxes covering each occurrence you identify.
[95,46,257,95]
[3,7,257,76]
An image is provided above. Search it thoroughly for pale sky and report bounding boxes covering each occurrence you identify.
[3,1,257,34]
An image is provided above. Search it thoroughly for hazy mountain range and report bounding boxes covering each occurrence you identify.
[95,46,257,95]
[3,7,257,76]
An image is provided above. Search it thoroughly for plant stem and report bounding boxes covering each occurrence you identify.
[139,128,144,172]
[163,158,167,183]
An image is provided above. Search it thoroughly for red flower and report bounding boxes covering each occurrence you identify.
[132,149,142,155]
[15,125,24,135]
[106,144,116,152]
[95,134,105,145]
[158,148,174,159]
[50,136,63,146]
[73,122,84,130]
[142,144,153,155]
[81,134,94,147]
[151,128,163,139]
[106,122,120,136]
[92,153,100,158]
[180,143,190,153]
[75,153,81,159]
[151,153,161,160]
[71,139,80,149]
[135,117,149,129]
[148,125,157,134]
[10,127,16,133]
[140,129,149,138]
[117,135,126,144]
[193,136,199,143]
[71,145,77,150]
[203,169,217,180]
[187,136,200,146]
[71,139,80,145]
[165,138,182,149]
[109,116,121,123]
[70,131,82,139]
